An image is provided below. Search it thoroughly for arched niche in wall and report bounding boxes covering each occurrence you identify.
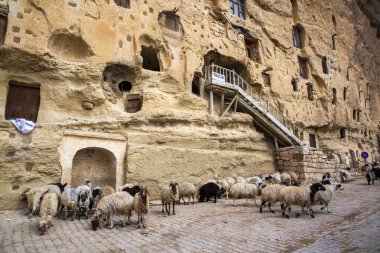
[158,9,184,40]
[72,147,116,188]
[47,29,94,61]
[101,63,136,104]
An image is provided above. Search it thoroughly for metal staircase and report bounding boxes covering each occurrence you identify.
[204,64,303,147]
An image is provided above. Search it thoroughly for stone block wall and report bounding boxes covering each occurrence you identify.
[275,146,364,182]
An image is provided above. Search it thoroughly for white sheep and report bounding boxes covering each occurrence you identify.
[133,186,150,229]
[28,185,61,218]
[178,182,196,205]
[340,169,351,182]
[271,172,281,184]
[283,171,299,185]
[280,172,292,186]
[229,182,259,207]
[160,182,179,215]
[60,187,78,220]
[39,192,59,235]
[247,176,263,185]
[313,181,342,213]
[224,177,236,186]
[76,185,91,219]
[234,176,245,184]
[260,184,287,214]
[99,185,115,199]
[280,183,326,218]
[90,191,134,230]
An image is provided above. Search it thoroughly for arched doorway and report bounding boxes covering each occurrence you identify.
[72,147,116,188]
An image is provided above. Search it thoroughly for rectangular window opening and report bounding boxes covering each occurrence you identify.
[293,26,303,48]
[309,134,317,148]
[165,15,179,31]
[322,57,329,74]
[245,38,260,62]
[299,57,308,79]
[114,0,130,9]
[262,73,270,86]
[5,81,40,122]
[125,94,143,113]
[230,0,245,19]
[192,73,202,96]
[307,83,313,101]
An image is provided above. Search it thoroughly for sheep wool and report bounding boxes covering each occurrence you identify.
[280,173,292,186]
[313,182,342,213]
[161,182,179,215]
[134,186,150,228]
[60,187,78,220]
[99,185,115,199]
[91,191,134,230]
[39,192,59,235]
[271,172,281,184]
[280,183,326,219]
[178,182,196,205]
[229,182,259,207]
[29,185,61,218]
[260,184,287,214]
[283,171,299,185]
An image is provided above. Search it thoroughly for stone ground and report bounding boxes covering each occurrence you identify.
[1,180,380,253]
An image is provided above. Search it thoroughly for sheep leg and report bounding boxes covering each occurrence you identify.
[142,213,146,229]
[307,207,315,218]
[63,206,68,220]
[72,207,77,221]
[268,203,275,214]
[172,201,176,215]
[214,195,217,203]
[109,211,114,229]
[192,195,195,205]
[123,211,131,227]
[187,196,191,205]
[253,197,258,206]
[161,201,165,213]
[283,206,290,219]
[167,202,171,216]
[260,201,266,213]
[226,191,229,200]
[326,205,331,213]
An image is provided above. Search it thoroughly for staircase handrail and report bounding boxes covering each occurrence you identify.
[205,64,301,138]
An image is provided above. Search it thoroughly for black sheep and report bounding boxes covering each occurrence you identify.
[198,182,220,203]
[122,185,141,196]
[373,167,380,180]
[89,188,100,209]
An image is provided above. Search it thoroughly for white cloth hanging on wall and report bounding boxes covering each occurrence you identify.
[10,118,36,134]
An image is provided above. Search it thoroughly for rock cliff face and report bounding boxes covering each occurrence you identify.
[0,0,378,209]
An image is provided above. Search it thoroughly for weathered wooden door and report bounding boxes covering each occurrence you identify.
[5,83,40,122]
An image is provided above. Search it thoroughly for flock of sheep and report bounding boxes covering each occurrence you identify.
[19,167,365,236]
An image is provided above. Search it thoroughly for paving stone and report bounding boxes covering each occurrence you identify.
[1,181,380,252]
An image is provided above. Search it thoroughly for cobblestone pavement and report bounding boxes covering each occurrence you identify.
[1,180,380,253]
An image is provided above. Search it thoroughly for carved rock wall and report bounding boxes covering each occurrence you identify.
[0,0,378,209]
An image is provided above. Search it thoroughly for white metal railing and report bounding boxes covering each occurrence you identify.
[205,64,302,142]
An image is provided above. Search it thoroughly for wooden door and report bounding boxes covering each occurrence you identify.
[5,83,40,122]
